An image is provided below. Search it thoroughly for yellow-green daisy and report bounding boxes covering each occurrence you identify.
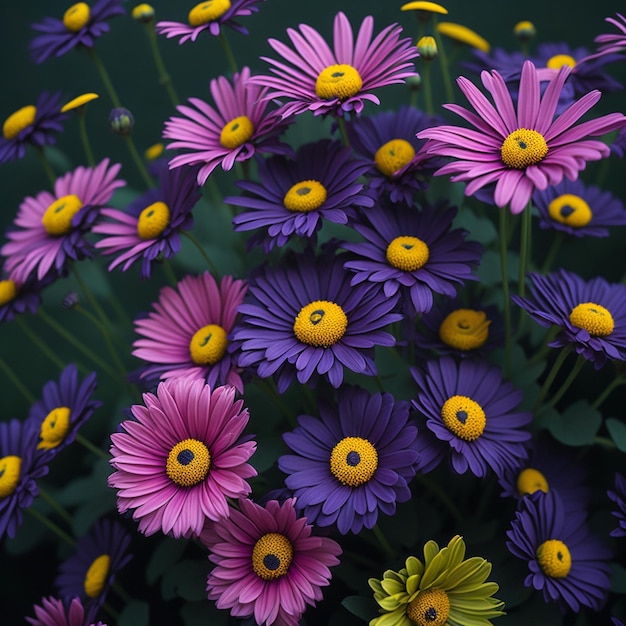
[436,22,490,52]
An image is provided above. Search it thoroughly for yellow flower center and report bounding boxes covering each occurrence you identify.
[374,139,416,178]
[189,324,228,365]
[0,280,17,307]
[438,308,490,351]
[516,467,549,496]
[166,438,211,487]
[536,539,571,578]
[315,64,364,100]
[501,128,548,169]
[3,105,37,140]
[188,0,232,26]
[386,236,430,272]
[441,395,486,441]
[569,302,614,337]
[38,406,71,450]
[84,554,110,598]
[546,54,577,70]
[0,456,22,498]
[219,115,254,149]
[144,142,164,161]
[41,194,84,236]
[63,2,91,32]
[252,533,293,580]
[406,588,450,626]
[283,180,328,212]
[137,201,171,240]
[548,193,592,228]
[293,300,348,347]
[329,436,378,487]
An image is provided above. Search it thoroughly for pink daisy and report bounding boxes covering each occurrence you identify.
[108,377,257,538]
[163,66,292,186]
[1,159,125,281]
[132,271,247,392]
[25,596,105,626]
[201,497,341,626]
[581,13,626,62]
[417,60,626,214]
[249,11,419,119]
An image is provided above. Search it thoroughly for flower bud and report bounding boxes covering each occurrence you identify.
[109,107,135,136]
[417,36,438,61]
[132,3,155,23]
[406,74,422,92]
[514,21,536,43]
[62,292,79,309]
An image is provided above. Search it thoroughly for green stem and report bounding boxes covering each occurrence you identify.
[76,433,110,461]
[336,116,350,148]
[255,378,296,427]
[541,231,564,273]
[112,580,133,605]
[593,435,617,449]
[27,506,75,547]
[414,473,464,526]
[518,202,533,299]
[526,326,560,366]
[591,376,625,411]
[72,264,111,332]
[499,208,511,378]
[544,355,585,410]
[533,345,573,412]
[219,31,238,74]
[162,258,179,286]
[421,61,434,116]
[35,146,56,187]
[432,21,455,103]
[123,135,155,189]
[77,110,95,166]
[0,354,35,403]
[371,524,396,561]
[87,48,122,108]
[16,316,66,370]
[38,487,74,525]
[145,23,179,106]
[181,230,219,275]
[205,176,222,207]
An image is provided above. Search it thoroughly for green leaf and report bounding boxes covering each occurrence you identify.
[146,536,188,585]
[476,250,520,289]
[161,559,209,602]
[453,208,498,245]
[117,601,150,626]
[606,418,626,452]
[543,400,602,446]
[341,595,377,622]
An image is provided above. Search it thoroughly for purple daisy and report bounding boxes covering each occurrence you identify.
[93,163,201,279]
[583,13,626,62]
[506,490,612,613]
[155,0,264,43]
[249,11,419,119]
[201,497,341,626]
[410,356,532,478]
[108,377,257,538]
[278,385,418,534]
[342,201,482,317]
[0,159,126,282]
[230,247,402,393]
[26,597,105,626]
[132,271,247,392]
[0,265,53,324]
[30,0,125,64]
[611,126,626,158]
[417,60,626,214]
[228,139,375,252]
[0,91,68,163]
[607,472,626,537]
[512,269,626,369]
[163,66,292,186]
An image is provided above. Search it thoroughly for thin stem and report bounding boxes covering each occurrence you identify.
[112,580,133,605]
[526,326,560,366]
[181,230,219,275]
[77,111,95,166]
[372,524,397,561]
[76,433,110,461]
[0,354,35,403]
[72,264,111,332]
[87,48,122,108]
[421,61,434,116]
[533,345,573,413]
[336,116,350,148]
[518,202,533,299]
[591,375,625,411]
[499,208,511,378]
[205,176,222,207]
[162,258,179,286]
[27,506,75,547]
[123,135,155,189]
[35,146,56,187]
[541,231,564,273]
[218,31,238,74]
[38,487,74,525]
[432,21,455,103]
[145,23,179,106]
[544,355,585,410]
[16,316,66,370]
[594,435,616,449]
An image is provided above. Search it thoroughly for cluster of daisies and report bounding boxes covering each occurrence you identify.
[2,1,626,625]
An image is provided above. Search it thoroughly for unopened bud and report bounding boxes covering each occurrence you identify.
[514,21,536,43]
[109,107,135,136]
[417,36,438,61]
[132,4,155,23]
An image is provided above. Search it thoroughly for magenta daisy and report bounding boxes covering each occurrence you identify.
[0,265,53,324]
[132,271,247,392]
[0,159,125,282]
[583,13,626,61]
[201,497,341,626]
[108,377,257,538]
[249,11,419,119]
[163,66,292,186]
[417,60,626,214]
[26,596,104,626]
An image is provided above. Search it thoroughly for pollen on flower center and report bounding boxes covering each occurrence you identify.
[0,280,17,307]
[501,128,548,169]
[536,539,572,578]
[386,236,430,272]
[3,105,37,140]
[438,308,490,350]
[569,302,614,336]
[0,455,22,498]
[315,64,364,100]
[441,395,486,441]
[84,554,111,598]
[166,438,211,487]
[252,533,294,580]
[548,193,592,228]
[219,115,254,149]
[406,588,450,626]
[283,180,327,212]
[63,2,91,32]
[188,0,232,26]
[137,201,171,240]
[546,54,576,69]
[374,139,416,177]
[293,300,348,347]
[38,406,71,450]
[329,436,378,486]
[189,324,228,365]
[41,194,84,236]
[517,467,549,496]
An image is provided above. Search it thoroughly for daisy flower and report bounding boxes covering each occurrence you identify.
[278,385,418,534]
[512,269,626,369]
[369,535,505,626]
[201,497,341,626]
[228,139,375,252]
[93,163,201,279]
[132,271,247,392]
[155,0,265,43]
[410,356,532,478]
[607,472,626,537]
[506,490,611,613]
[163,66,292,186]
[108,377,257,538]
[249,11,419,119]
[417,60,626,214]
[0,159,126,282]
[0,266,53,324]
[26,596,105,626]
[583,13,626,61]
[30,0,125,64]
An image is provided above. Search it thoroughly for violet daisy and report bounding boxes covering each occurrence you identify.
[0,159,126,282]
[583,12,626,62]
[512,269,626,369]
[249,11,419,119]
[163,66,292,186]
[228,139,375,252]
[417,60,626,214]
[26,596,104,626]
[108,377,257,538]
[132,271,247,392]
[342,201,482,316]
[155,0,265,43]
[0,92,68,164]
[506,490,611,613]
[607,472,626,537]
[29,0,125,64]
[0,266,53,324]
[410,356,532,478]
[230,247,402,393]
[93,163,201,279]
[201,497,341,626]
[278,385,418,534]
